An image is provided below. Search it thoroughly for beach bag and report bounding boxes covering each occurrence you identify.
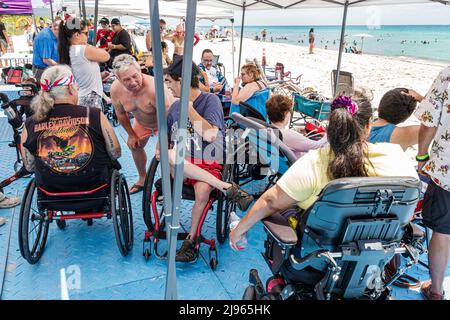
[6,67,24,84]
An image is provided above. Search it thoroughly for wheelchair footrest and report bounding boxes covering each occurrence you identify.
[153,230,190,241]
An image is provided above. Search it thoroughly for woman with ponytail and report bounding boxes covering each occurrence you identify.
[20,65,121,191]
[230,89,419,250]
[58,17,110,109]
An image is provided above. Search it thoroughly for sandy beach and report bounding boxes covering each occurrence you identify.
[186,37,448,109]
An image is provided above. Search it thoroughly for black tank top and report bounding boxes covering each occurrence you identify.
[24,104,111,191]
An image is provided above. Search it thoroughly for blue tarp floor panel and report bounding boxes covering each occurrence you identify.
[1,117,449,300]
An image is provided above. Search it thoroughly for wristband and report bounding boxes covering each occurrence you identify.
[416,153,430,162]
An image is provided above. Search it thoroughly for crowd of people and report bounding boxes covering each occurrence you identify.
[0,14,449,300]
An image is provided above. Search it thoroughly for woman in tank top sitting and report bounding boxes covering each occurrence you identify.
[231,63,268,106]
[58,17,110,109]
[20,65,121,191]
[369,87,424,150]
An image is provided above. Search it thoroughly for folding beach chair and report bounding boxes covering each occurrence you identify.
[230,88,270,122]
[291,91,331,127]
[331,70,354,97]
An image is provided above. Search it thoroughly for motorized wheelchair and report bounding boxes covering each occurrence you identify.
[141,154,237,270]
[242,176,425,300]
[18,162,133,264]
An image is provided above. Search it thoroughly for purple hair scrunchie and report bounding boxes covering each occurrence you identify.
[330,95,359,116]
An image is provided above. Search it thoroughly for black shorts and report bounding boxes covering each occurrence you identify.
[422,180,450,235]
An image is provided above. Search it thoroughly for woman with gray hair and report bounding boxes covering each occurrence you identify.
[20,65,121,190]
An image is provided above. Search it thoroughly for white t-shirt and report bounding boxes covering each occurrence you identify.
[205,66,219,86]
[69,45,103,99]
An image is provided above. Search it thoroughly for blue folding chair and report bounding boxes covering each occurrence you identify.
[291,92,331,126]
[230,88,270,122]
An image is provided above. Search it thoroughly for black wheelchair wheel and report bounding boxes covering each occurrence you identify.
[111,170,134,256]
[216,163,236,244]
[143,157,161,232]
[18,179,50,264]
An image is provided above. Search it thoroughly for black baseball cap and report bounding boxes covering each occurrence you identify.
[110,18,120,25]
[99,17,109,25]
[164,55,200,79]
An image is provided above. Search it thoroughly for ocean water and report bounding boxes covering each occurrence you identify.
[199,25,450,63]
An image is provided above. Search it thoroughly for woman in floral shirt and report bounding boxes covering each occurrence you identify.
[415,66,450,300]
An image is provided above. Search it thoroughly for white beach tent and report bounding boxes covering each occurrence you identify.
[61,1,237,73]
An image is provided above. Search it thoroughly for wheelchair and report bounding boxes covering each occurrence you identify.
[18,165,133,264]
[242,176,426,300]
[227,112,297,200]
[141,156,236,270]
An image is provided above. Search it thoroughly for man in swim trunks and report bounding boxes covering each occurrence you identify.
[110,54,174,194]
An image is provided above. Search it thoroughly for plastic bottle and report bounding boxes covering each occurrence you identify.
[224,84,231,101]
[229,211,248,251]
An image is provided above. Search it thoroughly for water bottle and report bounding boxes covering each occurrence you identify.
[225,84,231,101]
[229,211,248,251]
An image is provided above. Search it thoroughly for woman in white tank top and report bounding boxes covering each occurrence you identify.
[58,17,110,109]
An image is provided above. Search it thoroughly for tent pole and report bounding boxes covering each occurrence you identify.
[231,18,235,80]
[79,0,82,19]
[82,0,87,22]
[93,0,99,46]
[335,0,349,97]
[164,0,198,301]
[237,1,246,72]
[50,0,55,24]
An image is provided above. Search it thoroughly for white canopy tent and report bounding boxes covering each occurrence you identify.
[62,0,234,20]
[166,0,450,9]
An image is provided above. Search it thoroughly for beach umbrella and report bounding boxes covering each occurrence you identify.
[352,33,373,53]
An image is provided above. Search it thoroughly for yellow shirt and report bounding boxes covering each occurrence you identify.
[277,143,419,210]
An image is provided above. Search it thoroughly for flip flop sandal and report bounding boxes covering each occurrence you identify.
[129,183,144,195]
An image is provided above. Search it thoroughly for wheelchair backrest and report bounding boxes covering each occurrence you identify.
[293,92,331,122]
[230,88,270,122]
[231,112,296,175]
[331,70,354,97]
[298,176,420,298]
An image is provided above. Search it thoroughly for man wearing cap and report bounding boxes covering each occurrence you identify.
[110,54,174,194]
[163,56,253,262]
[96,17,115,50]
[108,18,132,67]
[32,20,60,84]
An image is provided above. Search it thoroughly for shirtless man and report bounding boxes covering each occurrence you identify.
[110,54,174,194]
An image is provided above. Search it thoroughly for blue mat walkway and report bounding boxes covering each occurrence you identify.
[0,117,449,300]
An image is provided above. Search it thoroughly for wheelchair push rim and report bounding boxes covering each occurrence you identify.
[143,156,160,233]
[18,179,50,264]
[216,163,236,244]
[111,170,134,256]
